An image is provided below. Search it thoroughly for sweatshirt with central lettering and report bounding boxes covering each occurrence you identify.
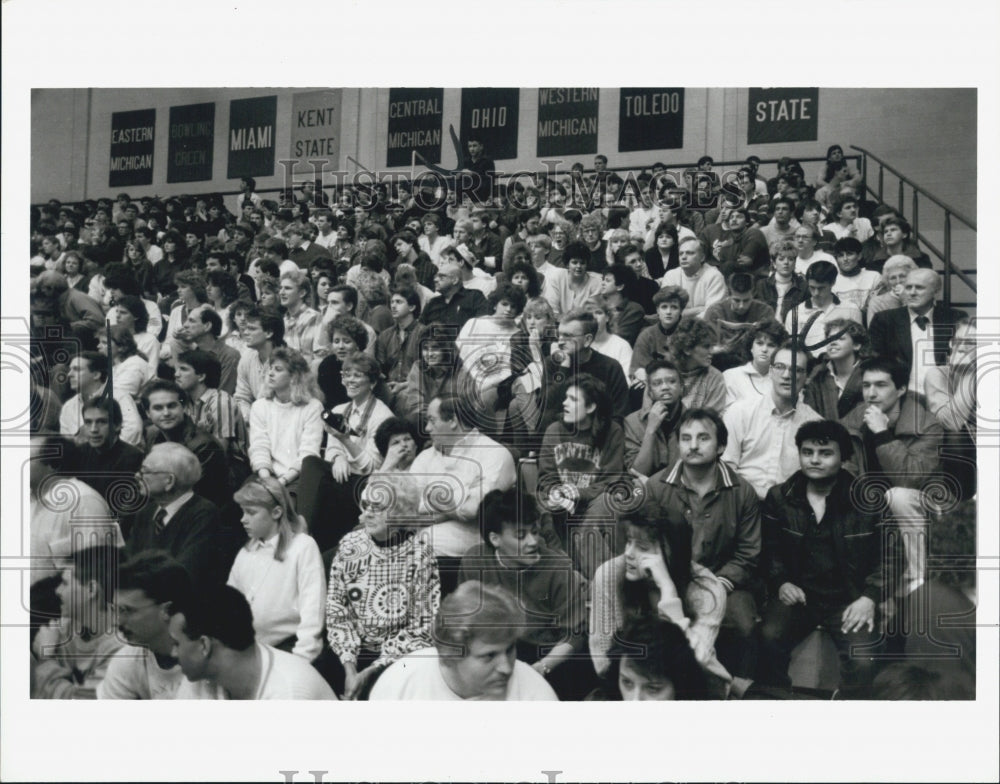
[538,420,625,506]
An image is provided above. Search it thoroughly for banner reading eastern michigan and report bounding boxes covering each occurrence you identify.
[109,108,155,187]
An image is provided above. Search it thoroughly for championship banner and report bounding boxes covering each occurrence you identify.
[167,102,214,183]
[109,108,155,187]
[227,95,277,179]
[387,87,443,167]
[536,88,599,157]
[290,90,342,168]
[460,88,520,161]
[747,88,819,144]
[617,88,684,153]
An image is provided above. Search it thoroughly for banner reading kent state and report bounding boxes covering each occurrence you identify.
[386,87,443,167]
[227,95,277,179]
[109,108,156,187]
[747,87,819,144]
[536,88,599,157]
[167,102,215,183]
[290,90,342,171]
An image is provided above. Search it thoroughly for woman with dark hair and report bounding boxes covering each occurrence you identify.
[537,374,624,579]
[316,314,374,410]
[114,294,160,376]
[399,334,468,426]
[666,316,728,412]
[590,616,710,701]
[644,223,680,279]
[205,269,240,338]
[61,250,90,293]
[225,298,254,357]
[589,517,729,693]
[504,259,542,300]
[97,324,152,400]
[814,144,861,191]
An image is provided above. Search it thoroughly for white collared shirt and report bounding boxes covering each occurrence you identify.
[908,308,935,394]
[158,491,195,528]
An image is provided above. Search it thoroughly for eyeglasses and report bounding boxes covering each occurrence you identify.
[137,467,173,478]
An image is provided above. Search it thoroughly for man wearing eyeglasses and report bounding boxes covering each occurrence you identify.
[126,442,225,589]
[98,552,194,700]
[721,342,824,500]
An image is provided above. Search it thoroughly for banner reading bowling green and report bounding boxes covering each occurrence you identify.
[387,87,443,167]
[290,90,342,168]
[747,88,819,144]
[536,88,599,157]
[167,102,215,183]
[227,95,277,179]
[617,88,684,153]
[460,88,519,161]
[109,108,155,187]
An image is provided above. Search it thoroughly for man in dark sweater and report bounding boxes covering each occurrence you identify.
[458,489,592,700]
[419,262,489,330]
[65,399,143,531]
[127,442,224,588]
[537,309,630,435]
[758,420,896,698]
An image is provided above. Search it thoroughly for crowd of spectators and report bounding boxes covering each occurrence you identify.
[27,142,976,701]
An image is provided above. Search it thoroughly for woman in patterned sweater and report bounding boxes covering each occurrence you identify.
[325,474,441,699]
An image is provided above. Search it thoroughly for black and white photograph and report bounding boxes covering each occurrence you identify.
[2,2,998,782]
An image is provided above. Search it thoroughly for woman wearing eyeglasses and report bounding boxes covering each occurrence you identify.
[227,476,326,662]
[298,352,394,553]
[324,473,440,699]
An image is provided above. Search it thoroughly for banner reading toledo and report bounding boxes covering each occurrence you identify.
[387,88,443,167]
[618,88,684,153]
[227,95,277,179]
[109,108,155,187]
[290,90,342,171]
[537,88,599,157]
[167,102,214,183]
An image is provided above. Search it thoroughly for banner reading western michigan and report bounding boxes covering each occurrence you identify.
[290,90,342,171]
[536,88,599,157]
[167,102,215,183]
[617,88,684,153]
[387,87,443,167]
[460,88,520,161]
[109,108,155,187]
[227,95,277,179]
[747,88,819,144]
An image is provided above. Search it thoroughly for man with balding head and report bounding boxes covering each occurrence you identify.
[126,442,225,587]
[868,268,967,395]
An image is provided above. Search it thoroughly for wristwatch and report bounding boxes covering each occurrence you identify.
[541,662,552,677]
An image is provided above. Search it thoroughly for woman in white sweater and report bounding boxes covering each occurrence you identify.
[248,346,324,489]
[228,476,326,661]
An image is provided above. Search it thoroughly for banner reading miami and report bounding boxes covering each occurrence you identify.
[537,88,599,157]
[109,108,155,187]
[387,87,443,167]
[227,95,277,179]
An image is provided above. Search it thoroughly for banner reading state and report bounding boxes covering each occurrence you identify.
[290,90,342,169]
[387,87,443,167]
[536,88,599,157]
[747,88,819,144]
[109,108,155,187]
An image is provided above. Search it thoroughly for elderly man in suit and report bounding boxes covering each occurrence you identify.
[867,268,967,396]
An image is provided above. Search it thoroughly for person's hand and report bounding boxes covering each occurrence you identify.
[841,596,875,634]
[636,550,676,596]
[645,400,670,433]
[629,467,649,494]
[257,468,272,480]
[531,660,551,677]
[546,484,577,513]
[330,456,350,483]
[382,440,410,470]
[863,404,890,434]
[345,664,382,700]
[736,253,754,268]
[387,381,405,394]
[778,582,807,606]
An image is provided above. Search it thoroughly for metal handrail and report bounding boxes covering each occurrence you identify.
[850,144,976,308]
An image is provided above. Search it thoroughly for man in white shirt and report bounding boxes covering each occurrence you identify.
[169,585,336,699]
[370,581,557,701]
[760,197,800,249]
[823,194,874,243]
[722,344,823,498]
[408,395,516,558]
[98,551,193,699]
[659,237,726,319]
[312,210,339,250]
[59,351,143,446]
